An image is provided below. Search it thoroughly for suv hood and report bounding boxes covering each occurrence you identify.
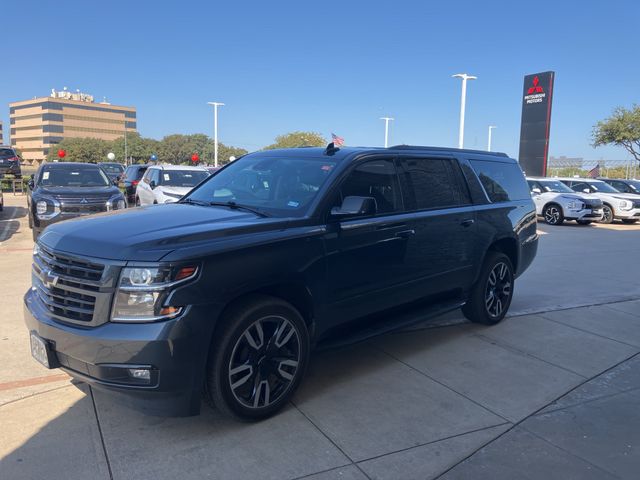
[38,203,286,262]
[557,193,599,201]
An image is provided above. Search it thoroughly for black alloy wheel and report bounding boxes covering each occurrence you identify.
[543,204,563,225]
[205,295,309,420]
[462,251,514,325]
[601,205,614,224]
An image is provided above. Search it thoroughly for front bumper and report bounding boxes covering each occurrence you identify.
[23,288,218,416]
[565,207,604,221]
[615,207,640,219]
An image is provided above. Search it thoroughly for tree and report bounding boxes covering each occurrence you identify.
[109,132,158,164]
[264,131,327,150]
[592,105,640,163]
[46,137,111,162]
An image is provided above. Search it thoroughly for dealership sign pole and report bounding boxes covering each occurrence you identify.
[518,71,555,176]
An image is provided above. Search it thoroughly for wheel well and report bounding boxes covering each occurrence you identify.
[543,202,561,212]
[220,283,315,328]
[603,202,614,213]
[489,238,518,272]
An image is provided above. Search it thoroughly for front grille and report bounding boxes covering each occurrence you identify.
[56,195,111,204]
[633,200,640,209]
[583,199,603,209]
[60,204,107,214]
[32,245,121,326]
[55,195,110,215]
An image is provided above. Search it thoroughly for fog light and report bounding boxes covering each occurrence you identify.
[128,368,151,383]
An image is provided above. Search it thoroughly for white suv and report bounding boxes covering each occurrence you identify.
[527,177,604,225]
[557,177,640,224]
[135,165,210,206]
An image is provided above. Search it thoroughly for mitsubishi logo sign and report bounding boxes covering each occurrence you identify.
[527,76,544,94]
[80,198,88,204]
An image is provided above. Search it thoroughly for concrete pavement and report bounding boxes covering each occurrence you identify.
[1,194,639,479]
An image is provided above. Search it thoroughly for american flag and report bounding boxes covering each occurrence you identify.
[588,165,600,178]
[331,133,345,147]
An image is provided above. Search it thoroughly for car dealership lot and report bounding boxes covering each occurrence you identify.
[1,194,639,479]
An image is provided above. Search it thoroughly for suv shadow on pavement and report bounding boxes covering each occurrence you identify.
[0,206,28,243]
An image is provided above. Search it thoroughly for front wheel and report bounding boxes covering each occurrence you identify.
[462,252,514,325]
[601,205,614,224]
[543,204,564,225]
[205,295,310,421]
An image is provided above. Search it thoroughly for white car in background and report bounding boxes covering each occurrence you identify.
[527,177,604,225]
[557,177,640,224]
[135,165,210,206]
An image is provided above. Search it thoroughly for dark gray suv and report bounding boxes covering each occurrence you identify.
[24,144,538,420]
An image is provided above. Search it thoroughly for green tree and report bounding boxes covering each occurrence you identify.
[109,132,158,164]
[592,105,640,163]
[46,137,111,162]
[264,131,327,150]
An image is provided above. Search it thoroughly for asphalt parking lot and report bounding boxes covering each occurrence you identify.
[1,194,639,480]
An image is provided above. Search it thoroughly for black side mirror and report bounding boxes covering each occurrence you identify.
[331,196,377,218]
[28,174,35,190]
[149,180,156,189]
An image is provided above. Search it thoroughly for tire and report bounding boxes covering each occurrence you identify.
[543,203,564,225]
[205,294,310,421]
[135,197,141,207]
[576,220,592,225]
[622,219,639,224]
[32,228,40,242]
[462,251,514,326]
[601,204,614,224]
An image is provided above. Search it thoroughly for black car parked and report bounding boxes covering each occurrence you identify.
[27,162,127,240]
[24,145,538,419]
[99,162,126,182]
[599,178,640,195]
[0,146,22,177]
[119,164,150,205]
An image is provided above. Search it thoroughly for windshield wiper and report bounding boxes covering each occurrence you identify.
[180,198,209,206]
[207,201,270,217]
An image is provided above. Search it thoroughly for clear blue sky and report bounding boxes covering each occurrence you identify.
[3,0,639,160]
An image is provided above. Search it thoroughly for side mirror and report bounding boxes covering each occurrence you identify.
[583,188,590,194]
[28,174,35,190]
[331,196,377,218]
[531,188,542,195]
[149,180,157,189]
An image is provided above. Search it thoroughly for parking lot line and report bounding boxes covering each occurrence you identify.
[0,373,69,392]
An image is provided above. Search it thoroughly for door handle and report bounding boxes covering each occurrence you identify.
[460,219,475,227]
[395,229,416,238]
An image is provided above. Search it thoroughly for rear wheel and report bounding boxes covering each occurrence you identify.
[543,204,564,225]
[205,295,310,421]
[601,204,614,224]
[462,252,514,325]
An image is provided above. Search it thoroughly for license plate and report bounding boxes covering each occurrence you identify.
[30,332,51,368]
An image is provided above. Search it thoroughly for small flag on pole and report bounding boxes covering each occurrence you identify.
[331,133,345,147]
[588,165,600,178]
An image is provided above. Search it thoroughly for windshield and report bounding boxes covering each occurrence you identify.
[100,163,125,174]
[539,180,574,193]
[587,181,619,193]
[161,170,209,187]
[39,165,111,187]
[185,155,337,217]
[0,148,17,159]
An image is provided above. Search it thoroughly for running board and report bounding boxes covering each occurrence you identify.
[316,298,465,352]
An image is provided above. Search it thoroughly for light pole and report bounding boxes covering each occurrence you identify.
[452,73,477,149]
[380,117,394,148]
[207,102,225,167]
[487,125,496,151]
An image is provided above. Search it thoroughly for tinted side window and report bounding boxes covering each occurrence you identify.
[142,168,153,183]
[611,181,630,193]
[399,158,460,210]
[151,169,161,185]
[469,160,529,202]
[571,182,589,193]
[340,159,402,214]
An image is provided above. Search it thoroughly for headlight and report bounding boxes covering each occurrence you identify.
[35,198,60,219]
[106,195,126,211]
[567,201,584,210]
[111,265,198,322]
[619,200,632,211]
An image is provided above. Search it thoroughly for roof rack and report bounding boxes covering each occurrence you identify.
[388,145,509,157]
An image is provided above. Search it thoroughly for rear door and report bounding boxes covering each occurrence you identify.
[396,155,478,298]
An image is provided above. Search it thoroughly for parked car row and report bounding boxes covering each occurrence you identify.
[527,176,640,225]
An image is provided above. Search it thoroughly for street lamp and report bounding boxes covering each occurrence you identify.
[487,126,496,152]
[452,73,477,149]
[379,117,394,148]
[207,102,225,167]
